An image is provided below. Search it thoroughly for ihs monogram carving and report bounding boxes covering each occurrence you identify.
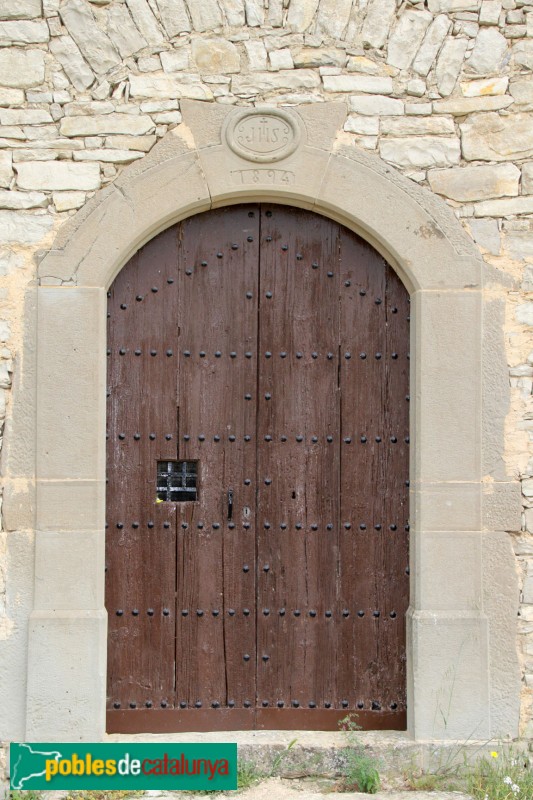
[224,108,301,163]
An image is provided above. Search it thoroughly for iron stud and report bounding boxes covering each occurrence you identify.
[132,522,139,529]
[280,523,287,530]
[312,262,319,269]
[163,522,170,529]
[247,236,253,242]
[296,435,303,442]
[296,351,303,359]
[245,394,252,400]
[243,654,250,661]
[327,352,333,360]
[215,351,221,357]
[147,522,154,528]
[358,610,365,617]
[295,522,302,530]
[266,236,272,242]
[185,269,192,276]
[279,608,286,616]
[244,701,251,708]
[195,701,202,708]
[120,303,127,310]
[296,253,303,260]
[163,608,170,616]
[390,611,397,618]
[148,609,154,616]
[161,701,168,708]
[311,436,318,443]
[132,609,139,616]
[117,522,123,529]
[228,609,236,616]
[360,436,367,443]
[231,243,238,250]
[184,434,190,440]
[342,700,349,708]
[277,701,284,707]
[345,352,351,360]
[262,700,269,706]
[229,434,236,441]
[359,523,366,530]
[344,522,351,529]
[312,352,318,359]
[327,524,333,530]
[375,436,381,442]
[374,524,382,530]
[293,610,301,617]
[280,351,287,358]
[129,702,136,709]
[265,393,271,400]
[327,435,333,442]
[372,701,381,710]
[265,478,272,485]
[181,610,188,616]
[292,700,300,708]
[243,565,250,572]
[199,351,206,357]
[119,348,126,355]
[150,350,156,357]
[344,281,351,287]
[217,252,223,258]
[281,435,287,442]
[118,433,125,440]
[116,609,123,616]
[390,702,398,710]
[263,564,270,572]
[357,702,364,709]
[134,433,140,440]
[230,351,237,358]
[214,435,220,442]
[360,352,367,360]
[245,351,252,358]
[228,522,235,529]
[265,435,272,441]
[197,609,204,616]
[243,608,250,616]
[325,610,332,618]
[282,244,288,250]
[311,523,318,530]
[246,291,253,299]
[212,523,220,529]
[327,271,333,277]
[201,261,207,267]
[179,701,186,708]
[266,291,272,299]
[265,351,272,358]
[113,702,120,709]
[390,524,397,530]
[244,478,251,485]
[309,610,317,617]
[262,654,269,661]
[197,522,204,529]
[228,700,235,708]
[264,522,270,529]
[342,610,349,617]
[212,610,219,616]
[344,437,352,444]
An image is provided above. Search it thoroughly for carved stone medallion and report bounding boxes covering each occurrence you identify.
[224,108,300,163]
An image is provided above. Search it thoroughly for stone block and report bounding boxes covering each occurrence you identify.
[316,0,352,38]
[26,610,107,740]
[53,190,86,211]
[220,0,245,26]
[0,48,45,88]
[0,190,47,209]
[468,218,501,254]
[413,289,481,482]
[0,20,49,43]
[361,0,398,49]
[387,10,432,70]
[381,116,454,135]
[36,287,106,479]
[428,163,520,201]
[510,79,533,108]
[473,196,533,216]
[232,70,320,94]
[429,0,479,8]
[413,531,483,610]
[244,0,264,26]
[0,109,52,126]
[460,112,533,161]
[413,14,451,77]
[0,0,42,19]
[516,301,533,326]
[433,95,513,114]
[483,481,522,531]
[269,48,294,71]
[104,3,147,58]
[160,48,189,73]
[413,483,482,532]
[0,210,53,244]
[73,149,144,163]
[479,0,501,25]
[513,40,533,70]
[36,478,103,537]
[350,95,404,115]
[129,73,214,100]
[380,136,460,168]
[16,161,101,191]
[522,163,533,194]
[0,151,11,189]
[60,113,155,136]
[407,609,490,738]
[192,38,240,74]
[34,530,105,611]
[461,77,509,96]
[155,0,190,37]
[49,35,95,92]
[0,87,24,106]
[125,0,164,46]
[323,75,392,94]
[186,0,222,31]
[59,0,121,75]
[466,28,508,73]
[287,0,321,33]
[344,115,379,135]
[436,37,468,97]
[245,40,268,71]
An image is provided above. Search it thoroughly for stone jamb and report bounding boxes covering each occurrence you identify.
[20,101,520,742]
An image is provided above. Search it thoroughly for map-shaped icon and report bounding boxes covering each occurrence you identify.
[11,743,62,789]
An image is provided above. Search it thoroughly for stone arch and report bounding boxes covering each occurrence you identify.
[26,101,520,742]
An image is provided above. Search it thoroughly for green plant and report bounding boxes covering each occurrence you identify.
[237,761,262,790]
[467,748,533,800]
[338,714,381,794]
[268,738,298,777]
[9,792,43,800]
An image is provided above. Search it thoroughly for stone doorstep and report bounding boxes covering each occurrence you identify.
[104,730,523,775]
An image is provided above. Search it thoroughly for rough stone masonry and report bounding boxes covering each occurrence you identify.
[0,0,532,758]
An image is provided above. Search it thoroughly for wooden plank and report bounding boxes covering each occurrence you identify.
[175,206,259,711]
[257,206,341,711]
[107,708,406,733]
[106,226,179,710]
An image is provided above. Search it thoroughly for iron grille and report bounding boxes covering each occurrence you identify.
[157,460,198,502]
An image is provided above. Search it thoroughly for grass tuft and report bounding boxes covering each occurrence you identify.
[467,748,533,800]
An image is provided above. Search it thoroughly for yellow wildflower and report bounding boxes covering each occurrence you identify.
[490,751,498,758]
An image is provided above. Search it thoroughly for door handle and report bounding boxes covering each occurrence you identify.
[227,489,233,521]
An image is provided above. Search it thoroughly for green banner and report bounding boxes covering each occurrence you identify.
[10,743,237,791]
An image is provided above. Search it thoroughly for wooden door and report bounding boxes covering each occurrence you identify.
[106,205,410,733]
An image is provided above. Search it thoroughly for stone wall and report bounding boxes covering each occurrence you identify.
[0,0,531,740]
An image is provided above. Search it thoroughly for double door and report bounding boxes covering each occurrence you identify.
[106,204,410,732]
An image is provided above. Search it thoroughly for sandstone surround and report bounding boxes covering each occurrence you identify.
[0,0,530,754]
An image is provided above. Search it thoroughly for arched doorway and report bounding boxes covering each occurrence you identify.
[105,203,410,733]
